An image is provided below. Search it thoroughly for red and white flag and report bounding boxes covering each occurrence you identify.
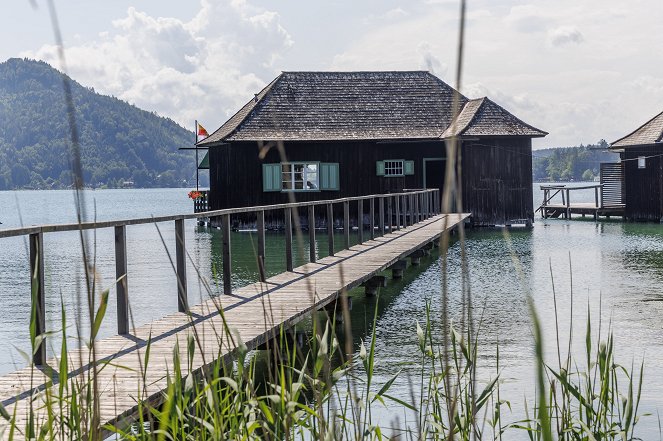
[196,122,209,142]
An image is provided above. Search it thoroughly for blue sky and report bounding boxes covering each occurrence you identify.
[2,0,663,148]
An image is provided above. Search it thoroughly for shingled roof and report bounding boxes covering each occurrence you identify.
[442,97,547,138]
[611,110,663,148]
[198,71,546,146]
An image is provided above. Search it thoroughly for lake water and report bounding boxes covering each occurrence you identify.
[0,185,661,438]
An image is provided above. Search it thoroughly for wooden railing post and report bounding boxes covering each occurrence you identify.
[369,198,375,240]
[222,214,232,295]
[257,210,266,281]
[409,194,414,225]
[414,193,420,223]
[175,219,188,313]
[357,199,364,243]
[114,225,129,334]
[378,197,385,235]
[29,232,45,366]
[565,188,571,219]
[308,205,316,263]
[402,195,408,226]
[327,203,334,256]
[395,195,401,230]
[343,200,350,249]
[387,196,393,233]
[285,208,293,271]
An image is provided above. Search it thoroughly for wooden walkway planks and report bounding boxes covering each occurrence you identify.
[0,213,468,438]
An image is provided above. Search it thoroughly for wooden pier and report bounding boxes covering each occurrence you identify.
[537,184,624,220]
[0,189,468,437]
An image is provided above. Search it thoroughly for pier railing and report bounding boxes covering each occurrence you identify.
[537,183,624,219]
[0,189,441,366]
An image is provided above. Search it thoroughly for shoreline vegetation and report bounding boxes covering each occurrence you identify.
[0,247,646,440]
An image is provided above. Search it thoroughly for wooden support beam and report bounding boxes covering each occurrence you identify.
[343,200,350,249]
[323,295,353,314]
[308,205,316,263]
[257,329,307,351]
[29,232,46,366]
[327,203,334,256]
[363,275,387,297]
[285,207,293,271]
[357,199,364,243]
[175,218,188,313]
[409,249,426,266]
[257,210,266,281]
[114,225,129,335]
[390,259,407,279]
[222,214,232,295]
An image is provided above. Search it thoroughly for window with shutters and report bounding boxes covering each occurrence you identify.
[282,162,319,191]
[376,159,414,177]
[384,160,404,176]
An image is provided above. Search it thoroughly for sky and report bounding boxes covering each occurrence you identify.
[2,0,663,148]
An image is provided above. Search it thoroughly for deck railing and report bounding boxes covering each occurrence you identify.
[0,189,440,366]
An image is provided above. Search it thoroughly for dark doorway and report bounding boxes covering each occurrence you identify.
[423,158,445,190]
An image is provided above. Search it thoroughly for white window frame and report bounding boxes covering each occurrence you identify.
[281,162,320,191]
[638,156,646,169]
[384,160,405,177]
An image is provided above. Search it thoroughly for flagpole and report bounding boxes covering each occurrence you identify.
[195,120,199,191]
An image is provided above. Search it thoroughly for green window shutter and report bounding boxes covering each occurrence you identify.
[376,161,385,176]
[320,163,339,190]
[404,160,414,175]
[262,163,282,192]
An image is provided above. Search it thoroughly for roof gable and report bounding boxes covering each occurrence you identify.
[611,111,663,148]
[198,71,546,145]
[443,97,547,138]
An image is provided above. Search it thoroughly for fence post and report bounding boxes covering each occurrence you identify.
[114,225,129,334]
[175,219,188,313]
[285,208,293,271]
[308,205,316,263]
[327,203,334,256]
[358,199,364,243]
[387,197,393,233]
[395,195,401,230]
[343,200,350,249]
[379,197,385,235]
[257,210,266,281]
[369,198,375,240]
[409,194,414,225]
[29,232,46,366]
[222,214,232,295]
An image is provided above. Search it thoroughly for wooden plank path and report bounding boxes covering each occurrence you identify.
[0,212,468,438]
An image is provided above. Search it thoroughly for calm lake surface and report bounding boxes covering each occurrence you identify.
[0,185,662,437]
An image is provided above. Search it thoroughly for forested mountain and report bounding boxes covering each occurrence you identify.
[0,58,198,189]
[532,140,620,182]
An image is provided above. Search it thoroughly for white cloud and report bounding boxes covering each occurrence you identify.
[22,0,293,131]
[548,26,584,47]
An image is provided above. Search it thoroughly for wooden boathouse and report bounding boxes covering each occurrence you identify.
[0,189,468,436]
[196,71,547,226]
[609,110,663,222]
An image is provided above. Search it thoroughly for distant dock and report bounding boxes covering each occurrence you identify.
[537,183,624,220]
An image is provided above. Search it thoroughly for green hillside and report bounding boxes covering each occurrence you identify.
[0,58,199,189]
[532,140,620,182]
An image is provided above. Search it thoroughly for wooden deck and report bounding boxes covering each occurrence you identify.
[0,212,468,437]
[537,184,624,220]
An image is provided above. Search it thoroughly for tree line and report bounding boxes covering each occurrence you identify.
[0,58,203,190]
[532,140,619,182]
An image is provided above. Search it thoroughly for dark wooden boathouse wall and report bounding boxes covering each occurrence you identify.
[208,138,534,226]
[461,138,534,226]
[621,145,663,222]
